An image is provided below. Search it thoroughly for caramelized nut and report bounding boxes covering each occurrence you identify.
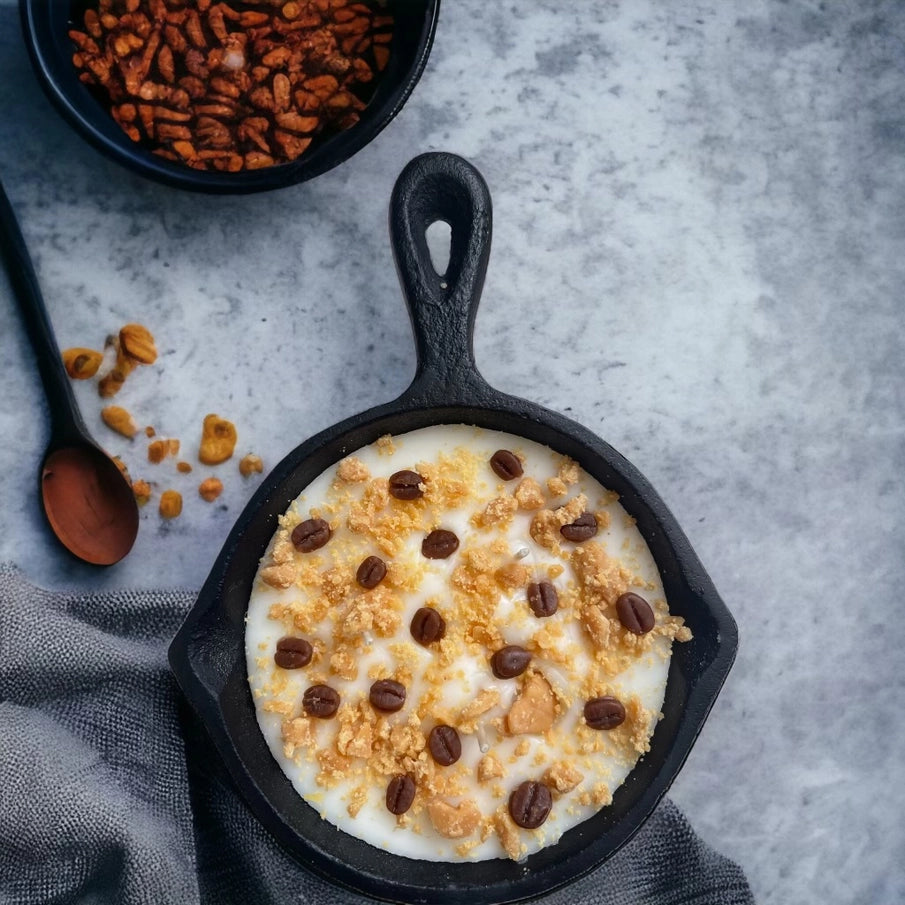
[101,405,138,438]
[119,323,157,364]
[506,672,556,735]
[131,479,151,505]
[148,438,179,463]
[158,489,182,519]
[199,413,238,465]
[239,453,264,477]
[198,477,223,502]
[62,347,103,380]
[426,798,481,839]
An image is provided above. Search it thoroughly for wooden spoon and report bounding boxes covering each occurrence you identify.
[0,181,138,565]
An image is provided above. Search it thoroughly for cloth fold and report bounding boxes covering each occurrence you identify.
[0,566,753,905]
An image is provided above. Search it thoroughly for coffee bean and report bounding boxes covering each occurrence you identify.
[490,449,523,481]
[369,679,406,712]
[274,636,313,669]
[421,529,459,559]
[428,725,462,766]
[490,645,532,679]
[389,470,425,500]
[410,606,446,645]
[527,581,559,617]
[356,555,387,589]
[508,780,552,829]
[560,511,598,542]
[291,517,332,552]
[616,592,655,635]
[303,684,340,718]
[584,696,626,730]
[386,774,416,815]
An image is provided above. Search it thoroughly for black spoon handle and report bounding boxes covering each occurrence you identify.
[389,151,494,406]
[0,180,86,447]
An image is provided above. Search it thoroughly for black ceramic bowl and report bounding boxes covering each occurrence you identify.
[20,0,440,194]
[169,153,738,903]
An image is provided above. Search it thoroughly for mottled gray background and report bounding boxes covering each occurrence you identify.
[1,2,903,903]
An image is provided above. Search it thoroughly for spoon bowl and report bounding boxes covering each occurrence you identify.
[0,180,138,566]
[41,444,139,566]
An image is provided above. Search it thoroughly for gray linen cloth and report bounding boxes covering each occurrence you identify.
[0,565,753,905]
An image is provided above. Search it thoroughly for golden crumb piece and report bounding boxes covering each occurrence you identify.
[625,696,656,755]
[458,688,501,729]
[426,798,482,839]
[580,782,612,808]
[347,786,368,818]
[473,495,518,528]
[456,839,482,857]
[199,477,223,502]
[131,479,151,505]
[571,542,632,607]
[329,647,358,681]
[580,604,614,650]
[340,587,401,639]
[336,456,370,483]
[316,748,354,788]
[477,754,504,783]
[514,477,545,510]
[159,489,182,519]
[145,426,156,438]
[199,414,237,465]
[376,434,395,455]
[177,461,193,474]
[119,323,157,364]
[260,563,296,590]
[281,715,316,757]
[321,567,351,605]
[494,561,529,592]
[546,477,568,497]
[240,453,264,477]
[544,761,584,795]
[337,709,373,759]
[558,458,580,486]
[388,719,426,764]
[493,808,523,860]
[506,671,555,735]
[100,405,137,438]
[148,438,180,463]
[62,347,102,380]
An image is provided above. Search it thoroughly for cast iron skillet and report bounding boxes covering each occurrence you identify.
[169,152,738,904]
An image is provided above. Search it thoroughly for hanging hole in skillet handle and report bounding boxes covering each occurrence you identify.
[389,152,494,406]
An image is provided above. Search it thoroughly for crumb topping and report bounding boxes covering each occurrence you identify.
[246,429,690,862]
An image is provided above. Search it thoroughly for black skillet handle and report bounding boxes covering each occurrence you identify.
[0,180,87,447]
[389,152,495,407]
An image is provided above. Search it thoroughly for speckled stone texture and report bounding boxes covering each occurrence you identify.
[1,3,903,903]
